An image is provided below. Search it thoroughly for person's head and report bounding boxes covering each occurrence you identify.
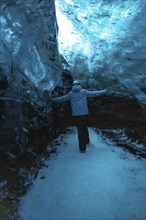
[72,80,80,86]
[72,80,82,92]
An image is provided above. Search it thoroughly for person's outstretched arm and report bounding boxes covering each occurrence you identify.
[86,89,107,98]
[52,93,70,102]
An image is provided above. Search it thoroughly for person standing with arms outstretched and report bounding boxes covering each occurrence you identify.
[52,80,107,153]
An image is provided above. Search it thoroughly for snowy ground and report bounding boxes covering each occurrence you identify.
[18,127,146,220]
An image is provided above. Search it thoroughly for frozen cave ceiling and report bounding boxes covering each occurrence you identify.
[0,0,146,104]
[55,0,146,104]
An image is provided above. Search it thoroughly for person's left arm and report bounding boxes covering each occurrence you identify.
[86,89,107,98]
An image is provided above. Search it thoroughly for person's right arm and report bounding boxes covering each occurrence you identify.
[86,89,107,98]
[52,93,70,102]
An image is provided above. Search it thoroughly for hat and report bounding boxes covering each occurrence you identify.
[73,80,80,85]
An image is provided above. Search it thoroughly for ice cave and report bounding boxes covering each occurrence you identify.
[0,0,146,219]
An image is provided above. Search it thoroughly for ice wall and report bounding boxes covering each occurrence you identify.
[0,0,62,99]
[55,0,146,104]
[0,0,61,154]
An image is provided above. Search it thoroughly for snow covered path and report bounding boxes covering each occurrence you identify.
[18,127,146,220]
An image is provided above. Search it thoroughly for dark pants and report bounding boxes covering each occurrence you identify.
[74,115,89,151]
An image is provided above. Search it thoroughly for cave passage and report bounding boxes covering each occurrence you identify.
[0,0,146,219]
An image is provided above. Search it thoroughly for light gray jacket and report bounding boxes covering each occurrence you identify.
[52,85,107,116]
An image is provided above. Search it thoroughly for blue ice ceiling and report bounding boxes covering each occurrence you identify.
[0,0,145,104]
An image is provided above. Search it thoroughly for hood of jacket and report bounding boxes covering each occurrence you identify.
[71,85,82,93]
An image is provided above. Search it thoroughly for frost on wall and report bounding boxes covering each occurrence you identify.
[55,0,146,104]
[0,0,61,153]
[0,0,61,99]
